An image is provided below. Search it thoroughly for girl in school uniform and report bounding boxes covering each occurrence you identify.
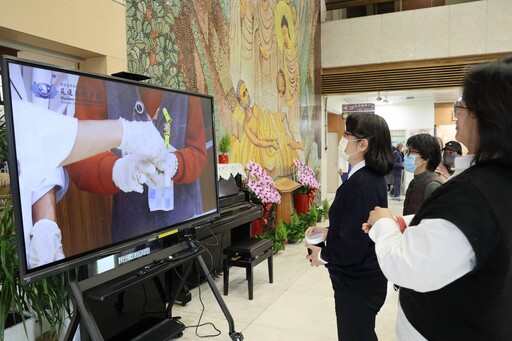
[306,112,394,341]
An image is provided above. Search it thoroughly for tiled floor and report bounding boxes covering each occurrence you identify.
[172,194,404,340]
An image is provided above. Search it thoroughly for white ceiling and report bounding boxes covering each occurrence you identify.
[325,87,462,114]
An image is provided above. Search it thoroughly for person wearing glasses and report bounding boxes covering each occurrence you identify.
[305,113,394,341]
[363,57,512,340]
[402,133,444,215]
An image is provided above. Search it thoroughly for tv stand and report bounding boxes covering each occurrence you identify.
[64,235,244,341]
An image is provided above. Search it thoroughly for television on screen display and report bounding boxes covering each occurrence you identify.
[0,56,219,283]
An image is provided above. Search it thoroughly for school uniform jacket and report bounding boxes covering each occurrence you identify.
[322,166,388,286]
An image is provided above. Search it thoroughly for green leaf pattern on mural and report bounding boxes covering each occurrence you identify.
[126,0,184,89]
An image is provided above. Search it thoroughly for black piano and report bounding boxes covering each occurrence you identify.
[194,190,262,275]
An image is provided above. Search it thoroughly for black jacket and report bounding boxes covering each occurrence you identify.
[322,166,388,286]
[401,163,512,340]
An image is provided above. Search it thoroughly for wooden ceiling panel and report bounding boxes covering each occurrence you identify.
[321,54,511,95]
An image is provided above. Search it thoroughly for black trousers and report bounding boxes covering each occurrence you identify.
[331,277,387,341]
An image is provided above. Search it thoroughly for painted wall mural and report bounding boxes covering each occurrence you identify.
[126,0,321,178]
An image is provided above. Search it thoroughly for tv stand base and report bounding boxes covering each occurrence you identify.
[64,234,244,340]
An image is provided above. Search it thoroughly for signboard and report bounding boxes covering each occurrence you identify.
[341,103,375,112]
[341,103,375,119]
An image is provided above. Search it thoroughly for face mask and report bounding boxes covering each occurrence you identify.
[443,155,456,166]
[404,155,427,173]
[338,137,360,163]
[404,155,418,173]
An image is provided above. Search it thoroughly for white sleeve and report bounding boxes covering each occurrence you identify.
[12,99,78,191]
[369,217,476,292]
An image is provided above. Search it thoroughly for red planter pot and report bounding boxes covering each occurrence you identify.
[218,154,229,164]
[293,193,310,215]
[251,218,263,237]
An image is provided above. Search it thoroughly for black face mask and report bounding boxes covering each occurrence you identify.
[443,155,456,166]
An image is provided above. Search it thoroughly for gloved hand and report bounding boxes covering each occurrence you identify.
[29,219,64,268]
[118,119,165,158]
[145,152,178,189]
[113,154,158,193]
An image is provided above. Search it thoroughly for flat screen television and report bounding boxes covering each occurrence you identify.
[0,56,220,284]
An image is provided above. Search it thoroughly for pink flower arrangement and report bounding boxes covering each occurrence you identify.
[293,159,320,194]
[246,161,281,204]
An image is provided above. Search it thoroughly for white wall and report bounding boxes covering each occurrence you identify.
[376,102,434,131]
[322,0,512,68]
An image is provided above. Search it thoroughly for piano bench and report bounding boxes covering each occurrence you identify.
[223,238,273,300]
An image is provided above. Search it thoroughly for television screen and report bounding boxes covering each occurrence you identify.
[0,56,219,283]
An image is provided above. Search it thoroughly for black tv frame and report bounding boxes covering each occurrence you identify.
[0,55,221,284]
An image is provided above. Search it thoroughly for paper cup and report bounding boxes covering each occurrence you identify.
[305,232,325,258]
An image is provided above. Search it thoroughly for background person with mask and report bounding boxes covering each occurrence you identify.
[304,113,394,341]
[402,134,443,216]
[442,140,462,175]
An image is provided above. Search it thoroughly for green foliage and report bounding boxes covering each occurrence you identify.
[322,199,330,214]
[286,212,305,243]
[256,232,285,254]
[0,205,24,338]
[126,0,184,88]
[0,117,7,162]
[293,186,310,195]
[286,207,319,243]
[218,133,231,154]
[275,221,287,242]
[308,205,318,222]
[316,199,330,222]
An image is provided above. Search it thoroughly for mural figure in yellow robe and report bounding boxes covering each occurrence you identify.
[232,79,300,176]
[275,0,301,146]
[254,0,278,111]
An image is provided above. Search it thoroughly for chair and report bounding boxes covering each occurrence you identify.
[223,238,273,300]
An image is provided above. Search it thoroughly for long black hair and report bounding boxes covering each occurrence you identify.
[345,112,394,175]
[462,57,512,167]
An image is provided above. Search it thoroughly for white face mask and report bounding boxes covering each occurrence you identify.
[338,137,361,163]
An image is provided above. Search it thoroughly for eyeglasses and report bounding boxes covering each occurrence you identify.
[453,101,469,118]
[343,131,366,140]
[405,148,420,156]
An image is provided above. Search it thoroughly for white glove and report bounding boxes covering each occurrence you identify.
[113,154,158,193]
[29,219,64,268]
[145,152,178,189]
[118,119,165,158]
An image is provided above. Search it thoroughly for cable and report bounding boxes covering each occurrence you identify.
[183,256,221,338]
[167,235,221,338]
[195,224,220,246]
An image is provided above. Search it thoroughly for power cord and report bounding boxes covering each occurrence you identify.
[183,251,221,338]
[171,236,222,338]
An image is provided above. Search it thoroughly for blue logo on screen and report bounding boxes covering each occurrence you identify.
[31,82,58,99]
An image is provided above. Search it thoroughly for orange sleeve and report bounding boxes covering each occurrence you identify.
[173,96,208,184]
[64,77,120,195]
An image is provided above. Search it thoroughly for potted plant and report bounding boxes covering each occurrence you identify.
[292,160,320,214]
[218,133,231,164]
[246,161,281,229]
[0,115,71,340]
